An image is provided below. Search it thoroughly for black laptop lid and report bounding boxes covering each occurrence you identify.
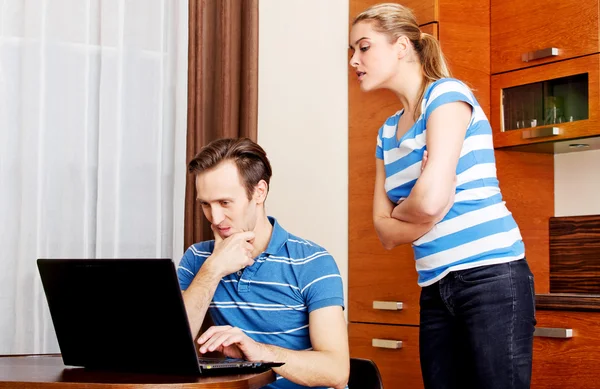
[37,258,201,375]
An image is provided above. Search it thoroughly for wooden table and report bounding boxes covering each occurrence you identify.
[0,355,275,388]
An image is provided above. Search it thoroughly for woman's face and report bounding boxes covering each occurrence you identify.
[349,21,401,92]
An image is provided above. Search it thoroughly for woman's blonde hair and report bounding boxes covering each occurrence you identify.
[353,3,451,118]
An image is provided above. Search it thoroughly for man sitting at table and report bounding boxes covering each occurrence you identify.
[177,138,349,389]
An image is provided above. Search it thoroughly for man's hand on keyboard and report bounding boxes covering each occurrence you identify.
[198,325,267,362]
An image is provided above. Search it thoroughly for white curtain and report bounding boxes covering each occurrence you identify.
[0,0,188,354]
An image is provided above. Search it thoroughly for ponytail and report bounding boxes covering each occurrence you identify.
[413,32,451,118]
[418,33,451,82]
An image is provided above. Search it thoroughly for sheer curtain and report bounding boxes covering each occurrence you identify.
[0,0,188,354]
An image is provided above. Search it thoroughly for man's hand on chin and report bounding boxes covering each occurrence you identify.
[206,226,256,277]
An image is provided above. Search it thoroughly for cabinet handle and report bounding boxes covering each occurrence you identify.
[521,47,559,62]
[372,301,403,311]
[534,327,573,339]
[521,127,560,139]
[372,338,403,349]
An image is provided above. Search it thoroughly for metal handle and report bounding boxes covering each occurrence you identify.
[522,47,559,62]
[534,327,573,339]
[372,338,403,349]
[373,301,403,311]
[521,127,560,139]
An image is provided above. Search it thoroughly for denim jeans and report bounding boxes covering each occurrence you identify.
[419,259,536,389]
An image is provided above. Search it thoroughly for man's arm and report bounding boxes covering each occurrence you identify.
[373,158,435,250]
[182,229,255,338]
[198,306,349,389]
[182,265,223,340]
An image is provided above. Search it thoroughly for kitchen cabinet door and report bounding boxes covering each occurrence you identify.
[491,54,600,148]
[491,0,599,73]
[532,310,600,389]
[349,323,423,389]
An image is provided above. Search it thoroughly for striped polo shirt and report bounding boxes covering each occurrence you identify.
[376,78,525,287]
[177,217,344,389]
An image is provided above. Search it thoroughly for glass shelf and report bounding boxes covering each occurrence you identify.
[502,73,589,131]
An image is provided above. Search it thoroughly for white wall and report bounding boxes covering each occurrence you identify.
[257,0,349,308]
[555,149,600,216]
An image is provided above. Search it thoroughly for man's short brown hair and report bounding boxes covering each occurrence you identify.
[187,138,272,200]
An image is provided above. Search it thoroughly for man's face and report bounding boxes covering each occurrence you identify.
[196,161,260,239]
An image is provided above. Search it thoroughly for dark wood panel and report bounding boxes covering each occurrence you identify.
[532,311,600,389]
[349,323,423,389]
[550,215,600,294]
[536,293,600,312]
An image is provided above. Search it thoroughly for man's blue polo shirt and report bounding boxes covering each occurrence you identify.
[177,217,345,389]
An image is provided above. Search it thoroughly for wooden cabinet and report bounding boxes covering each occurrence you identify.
[491,54,600,148]
[348,1,440,330]
[532,310,600,389]
[491,0,600,150]
[349,323,423,389]
[351,0,437,26]
[348,1,490,388]
[348,237,420,326]
[491,0,600,74]
[494,151,554,294]
[438,0,491,115]
[420,22,438,39]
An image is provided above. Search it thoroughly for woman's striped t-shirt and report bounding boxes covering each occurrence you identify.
[376,78,525,286]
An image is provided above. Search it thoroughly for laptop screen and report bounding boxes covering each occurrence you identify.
[37,258,201,375]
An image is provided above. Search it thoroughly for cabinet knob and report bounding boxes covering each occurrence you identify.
[372,301,403,311]
[534,327,573,339]
[372,338,403,349]
[521,47,559,62]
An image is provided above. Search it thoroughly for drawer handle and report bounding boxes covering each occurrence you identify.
[372,338,403,349]
[521,47,559,62]
[534,327,573,339]
[373,301,403,311]
[521,127,560,139]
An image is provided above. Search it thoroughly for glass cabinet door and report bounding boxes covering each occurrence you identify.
[491,54,600,148]
[502,73,588,132]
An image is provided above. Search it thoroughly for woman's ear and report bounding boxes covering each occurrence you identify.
[253,180,269,204]
[395,35,411,59]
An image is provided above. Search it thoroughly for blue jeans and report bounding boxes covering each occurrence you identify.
[419,259,536,389]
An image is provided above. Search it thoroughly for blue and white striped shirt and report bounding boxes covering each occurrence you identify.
[376,78,525,286]
[178,217,345,389]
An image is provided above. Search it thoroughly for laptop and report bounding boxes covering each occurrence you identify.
[37,258,284,375]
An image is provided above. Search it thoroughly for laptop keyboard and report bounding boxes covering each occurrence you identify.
[198,357,245,363]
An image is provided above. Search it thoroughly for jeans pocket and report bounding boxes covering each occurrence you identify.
[456,263,511,284]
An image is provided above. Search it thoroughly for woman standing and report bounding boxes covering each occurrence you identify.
[349,3,536,389]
